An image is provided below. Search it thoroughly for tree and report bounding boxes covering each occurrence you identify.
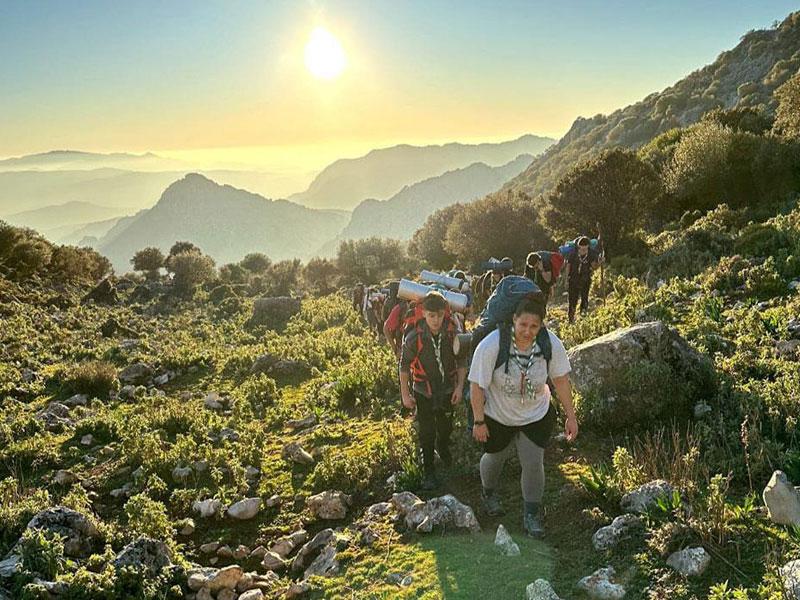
[443,190,550,270]
[773,71,800,139]
[50,246,112,282]
[239,252,272,274]
[165,241,200,269]
[336,237,408,284]
[219,262,250,284]
[0,222,52,281]
[131,247,165,280]
[408,203,462,270]
[263,259,302,296]
[701,106,773,135]
[169,251,216,297]
[303,257,340,296]
[545,148,663,256]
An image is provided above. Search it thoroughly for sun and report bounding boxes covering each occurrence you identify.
[304,27,346,80]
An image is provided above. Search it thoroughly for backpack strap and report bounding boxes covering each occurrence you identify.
[494,324,552,374]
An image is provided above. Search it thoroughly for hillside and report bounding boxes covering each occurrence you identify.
[290,134,554,210]
[506,11,800,197]
[0,150,183,172]
[330,155,533,246]
[4,201,128,236]
[95,173,349,272]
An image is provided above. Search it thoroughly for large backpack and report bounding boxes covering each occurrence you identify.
[471,275,544,350]
[403,303,457,396]
[560,238,600,261]
[381,280,401,323]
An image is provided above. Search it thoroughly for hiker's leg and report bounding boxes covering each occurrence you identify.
[463,382,473,433]
[414,393,436,472]
[517,432,546,503]
[435,407,454,464]
[568,284,579,322]
[479,439,514,491]
[579,280,590,315]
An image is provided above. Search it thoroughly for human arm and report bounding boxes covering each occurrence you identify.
[451,367,466,406]
[551,375,578,442]
[398,332,416,410]
[470,382,489,442]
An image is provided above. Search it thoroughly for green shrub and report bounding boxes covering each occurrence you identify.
[60,361,119,399]
[123,494,174,544]
[741,257,786,299]
[18,527,66,580]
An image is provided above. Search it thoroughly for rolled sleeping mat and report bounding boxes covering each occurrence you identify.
[397,279,469,313]
[420,270,468,292]
[452,332,473,358]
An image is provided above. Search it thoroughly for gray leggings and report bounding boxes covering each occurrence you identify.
[480,432,545,503]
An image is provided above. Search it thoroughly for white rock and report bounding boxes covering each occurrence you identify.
[780,559,800,600]
[154,373,169,386]
[204,392,225,410]
[239,590,264,600]
[80,434,94,446]
[666,547,711,577]
[261,551,286,571]
[283,442,315,465]
[620,480,673,514]
[577,567,626,599]
[592,514,642,551]
[494,524,520,556]
[227,497,261,520]
[187,568,216,591]
[306,490,350,520]
[763,470,800,526]
[207,565,243,593]
[64,394,88,407]
[53,470,79,486]
[526,579,562,600]
[193,498,222,518]
[199,542,220,554]
[179,519,195,536]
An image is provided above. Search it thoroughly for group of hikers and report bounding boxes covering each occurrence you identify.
[351,235,603,538]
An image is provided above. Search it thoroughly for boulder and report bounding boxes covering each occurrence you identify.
[494,524,520,556]
[763,470,800,526]
[592,514,642,550]
[286,414,317,430]
[82,277,118,305]
[304,544,339,579]
[227,497,262,520]
[306,490,350,520]
[568,321,715,431]
[239,590,265,600]
[63,394,88,407]
[270,530,307,558]
[780,559,800,600]
[36,402,74,432]
[526,579,562,600]
[283,442,315,465]
[620,480,673,514]
[113,537,173,575]
[261,551,286,572]
[577,566,626,599]
[26,506,101,557]
[666,547,711,577]
[391,492,480,533]
[246,296,301,330]
[207,565,244,593]
[53,470,80,486]
[119,362,153,385]
[0,554,21,579]
[291,529,334,573]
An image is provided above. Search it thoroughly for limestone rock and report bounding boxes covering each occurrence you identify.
[780,559,800,600]
[392,492,480,533]
[577,567,626,599]
[286,414,317,430]
[261,551,286,572]
[119,362,153,385]
[283,442,315,465]
[592,514,642,550]
[763,470,800,526]
[217,545,234,559]
[304,544,339,579]
[64,393,88,407]
[113,537,173,575]
[204,392,226,410]
[26,506,100,557]
[80,433,94,446]
[193,498,222,518]
[246,296,301,330]
[526,579,562,600]
[53,469,79,486]
[666,547,711,577]
[568,321,715,430]
[620,480,673,514]
[494,524,520,556]
[196,587,213,600]
[306,490,350,520]
[82,277,118,305]
[0,554,21,579]
[249,546,268,560]
[239,590,265,600]
[291,529,334,573]
[200,542,220,554]
[188,568,217,591]
[179,518,195,536]
[207,565,244,593]
[227,497,262,520]
[217,589,237,600]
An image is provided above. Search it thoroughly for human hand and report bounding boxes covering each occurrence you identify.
[401,393,416,411]
[565,415,579,442]
[450,388,462,406]
[472,423,489,443]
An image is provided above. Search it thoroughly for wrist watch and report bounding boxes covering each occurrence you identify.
[473,420,485,426]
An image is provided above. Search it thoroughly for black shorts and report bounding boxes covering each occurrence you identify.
[483,402,557,454]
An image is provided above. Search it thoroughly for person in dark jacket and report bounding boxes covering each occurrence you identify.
[399,291,466,489]
[564,237,600,322]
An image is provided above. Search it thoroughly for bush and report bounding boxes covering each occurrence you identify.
[60,361,119,399]
[773,71,800,139]
[131,247,165,280]
[18,527,66,580]
[0,222,52,281]
[741,256,786,299]
[336,238,408,285]
[49,246,112,283]
[168,251,215,297]
[123,494,174,543]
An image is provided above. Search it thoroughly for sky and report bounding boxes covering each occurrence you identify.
[1,0,797,177]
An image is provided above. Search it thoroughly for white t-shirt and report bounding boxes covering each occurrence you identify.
[468,328,571,426]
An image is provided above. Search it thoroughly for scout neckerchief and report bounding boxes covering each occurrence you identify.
[510,335,536,404]
[431,330,446,381]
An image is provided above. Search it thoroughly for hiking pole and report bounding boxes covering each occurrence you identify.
[596,222,606,306]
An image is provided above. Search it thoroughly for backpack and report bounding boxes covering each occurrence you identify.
[538,251,565,280]
[403,303,458,396]
[560,238,600,261]
[381,280,401,323]
[471,275,544,350]
[495,323,552,373]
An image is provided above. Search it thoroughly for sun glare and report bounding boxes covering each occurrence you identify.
[304,27,346,80]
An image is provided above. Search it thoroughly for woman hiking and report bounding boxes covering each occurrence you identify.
[399,291,466,490]
[468,295,578,537]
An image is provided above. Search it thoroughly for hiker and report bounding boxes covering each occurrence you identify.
[474,257,513,312]
[525,251,564,304]
[383,296,410,359]
[399,291,466,490]
[563,236,600,323]
[469,295,578,537]
[352,283,365,313]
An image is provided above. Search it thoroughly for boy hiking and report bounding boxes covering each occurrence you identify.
[563,236,601,323]
[399,291,466,490]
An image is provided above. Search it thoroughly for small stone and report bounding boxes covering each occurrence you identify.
[239,590,264,600]
[154,373,169,386]
[780,559,800,600]
[306,490,350,520]
[494,524,520,556]
[81,434,94,446]
[200,542,220,554]
[693,402,712,419]
[265,494,281,508]
[249,546,268,560]
[179,519,196,536]
[286,414,317,430]
[577,567,626,599]
[261,550,286,571]
[64,393,88,407]
[207,565,243,593]
[204,392,225,410]
[245,465,261,479]
[233,545,250,560]
[283,442,315,465]
[620,480,673,514]
[187,568,216,591]
[666,547,711,577]
[193,498,222,518]
[216,545,234,559]
[592,514,642,551]
[53,470,79,486]
[763,470,800,526]
[227,497,262,520]
[526,579,562,600]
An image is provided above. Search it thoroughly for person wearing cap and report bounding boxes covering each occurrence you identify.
[399,291,466,490]
[525,251,564,304]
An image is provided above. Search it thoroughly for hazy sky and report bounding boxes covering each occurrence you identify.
[1,0,797,172]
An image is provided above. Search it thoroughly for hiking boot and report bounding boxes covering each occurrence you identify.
[523,502,544,538]
[481,488,505,517]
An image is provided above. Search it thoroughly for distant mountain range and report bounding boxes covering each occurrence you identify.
[506,12,800,197]
[290,134,554,210]
[94,174,349,272]
[0,150,186,172]
[328,154,535,249]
